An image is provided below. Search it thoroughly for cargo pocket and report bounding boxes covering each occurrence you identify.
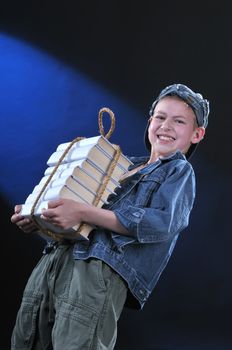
[11,291,42,349]
[52,299,99,350]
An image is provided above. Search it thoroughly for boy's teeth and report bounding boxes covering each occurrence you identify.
[159,135,173,141]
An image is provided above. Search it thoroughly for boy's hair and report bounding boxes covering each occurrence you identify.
[144,83,210,159]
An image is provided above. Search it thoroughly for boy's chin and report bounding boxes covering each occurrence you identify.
[152,145,178,158]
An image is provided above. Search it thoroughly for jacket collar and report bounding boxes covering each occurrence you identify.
[129,151,186,170]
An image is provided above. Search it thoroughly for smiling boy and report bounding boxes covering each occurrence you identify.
[11,83,209,350]
[147,95,205,162]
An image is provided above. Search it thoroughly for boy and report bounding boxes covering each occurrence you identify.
[11,83,209,350]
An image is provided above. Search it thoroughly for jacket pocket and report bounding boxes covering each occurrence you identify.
[11,291,42,349]
[135,176,162,206]
[111,234,136,252]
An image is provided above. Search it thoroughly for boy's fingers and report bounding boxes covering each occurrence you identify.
[41,209,55,220]
[17,218,31,226]
[11,213,23,223]
[15,204,22,214]
[41,199,64,218]
[22,222,38,233]
[47,199,63,209]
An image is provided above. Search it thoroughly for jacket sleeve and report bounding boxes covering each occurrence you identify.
[113,161,196,243]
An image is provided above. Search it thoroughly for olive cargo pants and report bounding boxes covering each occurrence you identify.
[11,243,127,350]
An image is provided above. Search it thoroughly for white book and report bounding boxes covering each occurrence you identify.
[56,135,103,151]
[47,135,130,174]
[24,181,108,206]
[43,158,122,188]
[47,144,96,166]
[47,136,114,165]
[44,159,84,176]
[33,170,115,197]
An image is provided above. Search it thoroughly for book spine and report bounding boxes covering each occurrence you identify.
[56,136,101,151]
[47,144,94,166]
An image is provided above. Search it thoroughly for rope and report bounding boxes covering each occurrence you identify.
[93,145,121,206]
[30,137,85,240]
[98,107,115,139]
[30,107,118,241]
[73,144,122,238]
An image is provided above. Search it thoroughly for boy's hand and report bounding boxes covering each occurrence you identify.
[41,198,86,230]
[11,205,38,233]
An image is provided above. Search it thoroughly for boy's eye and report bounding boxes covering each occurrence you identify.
[155,115,165,120]
[176,119,185,124]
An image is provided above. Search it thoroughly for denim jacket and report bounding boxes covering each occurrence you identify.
[73,151,196,309]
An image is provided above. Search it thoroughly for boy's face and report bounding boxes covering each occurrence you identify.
[148,96,205,159]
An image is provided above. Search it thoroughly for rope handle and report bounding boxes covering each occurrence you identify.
[98,107,115,139]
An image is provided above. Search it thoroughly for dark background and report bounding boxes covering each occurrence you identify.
[0,2,231,349]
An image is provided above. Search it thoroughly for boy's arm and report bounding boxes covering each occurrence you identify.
[13,162,194,240]
[41,199,129,235]
[114,162,196,243]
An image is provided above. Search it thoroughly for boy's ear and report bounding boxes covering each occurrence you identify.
[192,127,205,144]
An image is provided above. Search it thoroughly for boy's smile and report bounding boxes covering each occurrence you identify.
[148,96,205,161]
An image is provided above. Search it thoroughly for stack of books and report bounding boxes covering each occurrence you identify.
[20,135,132,240]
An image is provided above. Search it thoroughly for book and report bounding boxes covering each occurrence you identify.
[20,199,95,240]
[24,177,109,207]
[35,160,118,196]
[20,135,133,240]
[46,136,130,175]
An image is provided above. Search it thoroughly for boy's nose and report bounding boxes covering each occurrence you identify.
[160,119,172,130]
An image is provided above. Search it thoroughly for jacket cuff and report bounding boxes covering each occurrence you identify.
[114,207,145,240]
